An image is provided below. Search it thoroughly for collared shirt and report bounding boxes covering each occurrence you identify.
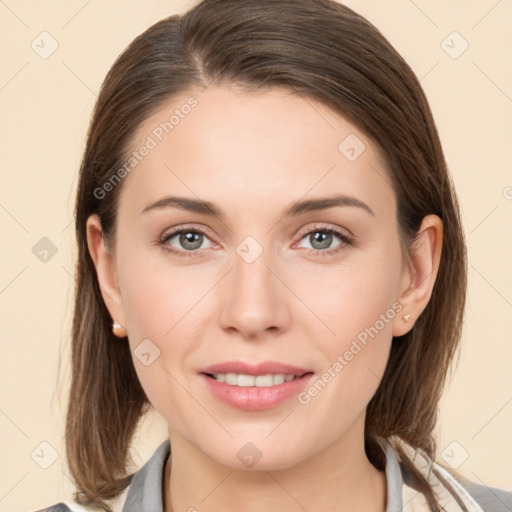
[38,438,512,512]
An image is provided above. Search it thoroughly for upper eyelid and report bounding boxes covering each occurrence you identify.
[296,223,352,238]
[162,223,216,242]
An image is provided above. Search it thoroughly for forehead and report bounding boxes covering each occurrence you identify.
[119,84,394,220]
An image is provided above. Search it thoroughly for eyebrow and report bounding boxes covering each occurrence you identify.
[141,194,375,218]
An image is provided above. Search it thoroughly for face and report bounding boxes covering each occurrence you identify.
[90,84,416,470]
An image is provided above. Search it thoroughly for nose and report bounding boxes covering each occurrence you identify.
[218,244,291,339]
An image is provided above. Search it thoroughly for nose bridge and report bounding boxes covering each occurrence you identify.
[219,235,288,336]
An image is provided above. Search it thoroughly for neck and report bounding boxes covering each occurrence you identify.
[163,422,387,512]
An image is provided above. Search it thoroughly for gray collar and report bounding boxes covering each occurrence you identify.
[122,438,404,511]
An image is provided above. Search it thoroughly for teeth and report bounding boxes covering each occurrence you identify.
[212,373,299,387]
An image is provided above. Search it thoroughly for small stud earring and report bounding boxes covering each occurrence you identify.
[112,320,128,338]
[402,314,411,323]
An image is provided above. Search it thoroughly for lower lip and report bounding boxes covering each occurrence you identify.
[200,373,314,411]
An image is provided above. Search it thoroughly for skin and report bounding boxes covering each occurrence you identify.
[87,84,442,512]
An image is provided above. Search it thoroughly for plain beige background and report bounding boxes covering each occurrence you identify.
[0,0,511,510]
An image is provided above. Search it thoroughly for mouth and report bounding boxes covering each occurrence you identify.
[198,361,314,411]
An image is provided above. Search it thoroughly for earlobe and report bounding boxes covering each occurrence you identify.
[86,214,127,329]
[393,214,443,337]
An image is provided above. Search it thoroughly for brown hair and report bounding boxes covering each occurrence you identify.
[66,0,467,509]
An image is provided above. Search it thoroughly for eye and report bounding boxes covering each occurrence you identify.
[158,223,353,259]
[159,225,214,257]
[296,225,353,256]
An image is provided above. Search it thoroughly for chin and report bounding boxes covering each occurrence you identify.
[204,440,308,472]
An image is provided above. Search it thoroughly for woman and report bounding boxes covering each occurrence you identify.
[36,0,512,511]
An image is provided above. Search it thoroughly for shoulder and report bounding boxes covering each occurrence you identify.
[33,505,72,512]
[32,494,127,512]
[32,439,170,512]
[32,502,102,512]
[382,436,512,512]
[439,466,512,512]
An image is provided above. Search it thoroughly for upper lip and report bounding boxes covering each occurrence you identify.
[200,360,312,377]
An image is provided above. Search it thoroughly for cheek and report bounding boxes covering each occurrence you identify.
[304,240,402,347]
[117,260,201,416]
[295,289,397,438]
[300,242,402,403]
[117,244,207,341]
[116,251,218,395]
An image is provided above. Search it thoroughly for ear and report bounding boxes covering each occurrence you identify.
[86,214,127,329]
[393,214,443,337]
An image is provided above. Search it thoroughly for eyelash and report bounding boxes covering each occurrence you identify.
[157,223,354,259]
